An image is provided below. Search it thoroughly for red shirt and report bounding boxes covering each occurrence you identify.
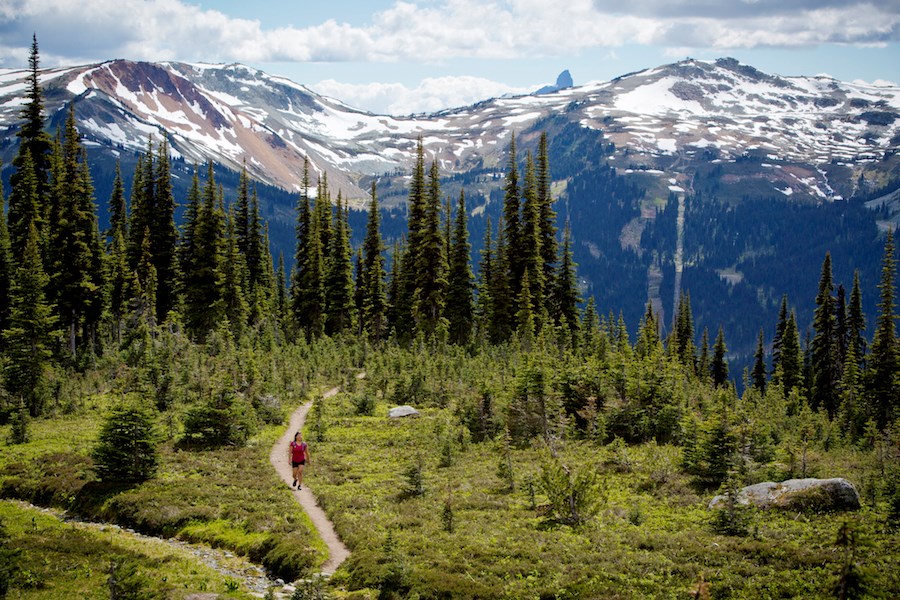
[290,441,307,462]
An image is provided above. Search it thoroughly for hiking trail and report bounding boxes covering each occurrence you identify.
[269,384,350,576]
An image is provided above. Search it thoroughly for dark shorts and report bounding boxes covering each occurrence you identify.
[292,460,306,467]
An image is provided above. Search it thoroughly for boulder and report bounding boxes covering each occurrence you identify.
[388,405,419,419]
[709,477,860,512]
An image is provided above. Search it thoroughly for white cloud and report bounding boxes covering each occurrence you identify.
[0,0,896,70]
[312,76,534,115]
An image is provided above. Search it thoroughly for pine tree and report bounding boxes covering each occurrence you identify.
[752,329,767,393]
[698,327,711,380]
[221,205,249,339]
[502,133,523,300]
[867,230,899,430]
[446,191,474,345]
[325,193,355,335]
[475,216,496,345]
[180,162,226,340]
[7,147,41,258]
[0,182,13,334]
[291,162,327,338]
[46,105,104,357]
[672,291,696,369]
[554,221,580,346]
[811,252,839,416]
[10,35,52,219]
[521,152,545,329]
[580,296,602,356]
[779,311,804,395]
[771,295,789,375]
[361,181,388,341]
[412,161,447,338]
[151,138,178,322]
[836,284,849,373]
[537,132,557,311]
[489,215,513,343]
[848,270,867,369]
[3,222,57,416]
[636,302,661,358]
[711,326,729,387]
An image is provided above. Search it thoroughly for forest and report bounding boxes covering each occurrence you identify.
[0,38,899,600]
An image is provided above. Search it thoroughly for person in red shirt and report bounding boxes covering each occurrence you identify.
[288,431,309,489]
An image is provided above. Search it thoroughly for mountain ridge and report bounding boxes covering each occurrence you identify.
[1,56,897,206]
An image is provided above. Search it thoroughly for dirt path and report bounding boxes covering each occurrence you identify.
[269,386,350,576]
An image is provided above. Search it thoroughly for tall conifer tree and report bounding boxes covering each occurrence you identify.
[752,329,767,393]
[361,181,388,341]
[10,35,52,223]
[325,193,355,335]
[811,252,839,416]
[711,326,729,387]
[867,230,899,429]
[537,132,557,309]
[502,133,523,300]
[848,270,867,368]
[446,191,474,345]
[3,222,57,416]
[554,222,580,345]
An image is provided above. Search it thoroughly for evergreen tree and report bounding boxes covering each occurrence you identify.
[475,216,496,345]
[291,161,326,338]
[325,193,355,335]
[771,295,789,375]
[580,296,602,356]
[407,160,447,338]
[698,327,711,380]
[672,291,697,369]
[554,221,580,346]
[275,252,287,325]
[811,252,840,416]
[521,152,546,328]
[180,163,225,340]
[151,138,178,322]
[0,184,13,334]
[848,270,867,368]
[446,191,474,345]
[502,133,523,300]
[361,181,388,341]
[92,402,159,482]
[516,269,536,351]
[867,230,899,429]
[221,205,249,339]
[752,329,767,393]
[490,215,514,343]
[46,104,104,357]
[7,147,41,258]
[836,284,849,373]
[711,326,729,387]
[537,132,557,311]
[108,161,127,242]
[2,222,57,416]
[10,35,52,218]
[779,311,804,395]
[636,302,661,358]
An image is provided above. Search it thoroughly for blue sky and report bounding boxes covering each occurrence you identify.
[1,0,898,115]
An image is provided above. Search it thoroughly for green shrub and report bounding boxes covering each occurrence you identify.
[92,402,159,483]
[352,393,376,416]
[538,453,603,526]
[107,557,166,600]
[182,385,257,448]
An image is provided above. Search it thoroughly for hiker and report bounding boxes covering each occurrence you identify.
[289,431,309,489]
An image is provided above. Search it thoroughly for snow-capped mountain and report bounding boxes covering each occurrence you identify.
[0,57,897,204]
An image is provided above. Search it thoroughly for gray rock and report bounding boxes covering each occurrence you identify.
[388,405,419,418]
[709,477,860,512]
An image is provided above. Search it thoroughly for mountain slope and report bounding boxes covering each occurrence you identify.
[0,57,898,373]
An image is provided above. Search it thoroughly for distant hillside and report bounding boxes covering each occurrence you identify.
[1,56,898,372]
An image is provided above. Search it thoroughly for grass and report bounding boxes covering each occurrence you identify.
[0,500,255,599]
[0,391,329,588]
[308,387,900,599]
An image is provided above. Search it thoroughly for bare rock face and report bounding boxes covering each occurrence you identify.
[388,405,419,419]
[709,478,860,512]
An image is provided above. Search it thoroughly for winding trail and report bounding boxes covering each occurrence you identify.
[269,385,350,575]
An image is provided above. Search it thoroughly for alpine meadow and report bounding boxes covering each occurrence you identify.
[1,35,900,600]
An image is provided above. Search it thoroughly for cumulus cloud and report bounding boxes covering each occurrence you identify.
[312,76,534,116]
[0,0,896,70]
